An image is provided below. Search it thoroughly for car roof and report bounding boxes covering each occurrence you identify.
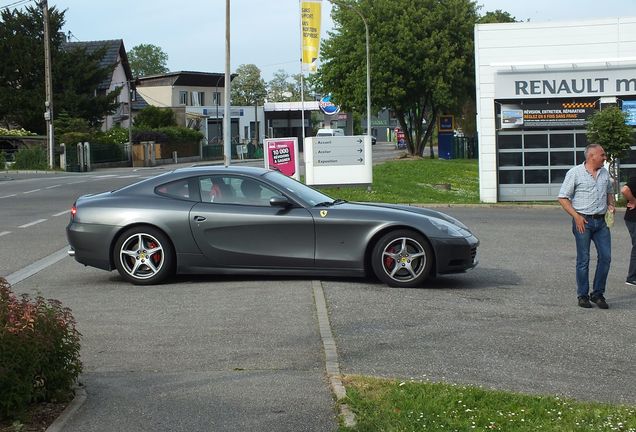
[173,165,271,176]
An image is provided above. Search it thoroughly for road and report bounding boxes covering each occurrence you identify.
[1,151,634,431]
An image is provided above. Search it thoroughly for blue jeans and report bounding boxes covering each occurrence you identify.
[572,216,611,299]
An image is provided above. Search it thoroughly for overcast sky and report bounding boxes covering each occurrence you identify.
[14,0,636,80]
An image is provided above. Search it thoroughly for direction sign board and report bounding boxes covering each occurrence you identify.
[304,135,373,185]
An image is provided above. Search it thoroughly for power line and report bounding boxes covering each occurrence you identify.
[1,0,33,10]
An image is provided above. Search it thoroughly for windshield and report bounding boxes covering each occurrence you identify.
[263,171,334,206]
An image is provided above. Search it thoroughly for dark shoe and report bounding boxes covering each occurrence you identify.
[578,296,592,308]
[590,296,609,309]
[626,280,636,286]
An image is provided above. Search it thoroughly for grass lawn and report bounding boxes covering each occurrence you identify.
[340,376,636,431]
[317,158,480,204]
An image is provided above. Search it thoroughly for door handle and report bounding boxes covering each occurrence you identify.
[193,216,206,222]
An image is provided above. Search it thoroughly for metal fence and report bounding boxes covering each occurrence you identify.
[452,136,478,159]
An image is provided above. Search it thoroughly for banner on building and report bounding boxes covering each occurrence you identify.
[301,0,322,72]
[500,101,598,129]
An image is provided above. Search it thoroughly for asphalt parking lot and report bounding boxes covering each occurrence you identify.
[13,205,636,431]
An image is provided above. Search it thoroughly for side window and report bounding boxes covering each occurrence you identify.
[199,176,278,206]
[199,176,236,204]
[156,179,193,200]
[237,178,278,206]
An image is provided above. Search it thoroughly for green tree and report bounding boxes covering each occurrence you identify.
[587,106,634,190]
[231,64,266,143]
[292,73,318,101]
[231,64,267,106]
[477,9,517,23]
[128,43,169,77]
[267,69,294,102]
[0,5,120,134]
[318,0,477,156]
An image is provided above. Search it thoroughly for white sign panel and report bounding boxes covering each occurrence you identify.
[304,135,373,185]
[495,68,636,99]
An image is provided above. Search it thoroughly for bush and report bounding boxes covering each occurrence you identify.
[134,106,177,128]
[0,278,82,419]
[132,129,168,144]
[0,151,6,169]
[97,126,129,146]
[157,126,204,144]
[13,147,47,170]
[0,128,37,137]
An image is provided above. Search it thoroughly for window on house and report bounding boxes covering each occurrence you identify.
[212,92,221,105]
[179,91,188,105]
[191,91,204,106]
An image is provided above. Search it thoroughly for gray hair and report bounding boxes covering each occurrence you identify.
[584,143,602,159]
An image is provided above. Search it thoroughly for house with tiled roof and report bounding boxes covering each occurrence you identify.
[64,39,133,131]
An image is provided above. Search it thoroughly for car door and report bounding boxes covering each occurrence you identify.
[189,175,315,269]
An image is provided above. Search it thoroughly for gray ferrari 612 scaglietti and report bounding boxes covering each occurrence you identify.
[66,165,479,287]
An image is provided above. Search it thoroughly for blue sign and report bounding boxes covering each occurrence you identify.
[319,95,340,116]
[622,100,636,126]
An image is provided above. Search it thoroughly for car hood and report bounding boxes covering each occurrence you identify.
[344,201,471,230]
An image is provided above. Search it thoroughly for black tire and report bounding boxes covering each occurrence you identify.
[371,229,433,288]
[113,226,175,285]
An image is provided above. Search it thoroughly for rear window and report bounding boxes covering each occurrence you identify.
[155,179,194,200]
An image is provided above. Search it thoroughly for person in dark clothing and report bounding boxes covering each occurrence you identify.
[621,176,636,286]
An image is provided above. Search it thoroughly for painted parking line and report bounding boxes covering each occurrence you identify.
[5,246,69,286]
[0,194,17,199]
[0,231,11,237]
[46,184,61,189]
[53,209,71,217]
[19,219,47,228]
[23,189,41,194]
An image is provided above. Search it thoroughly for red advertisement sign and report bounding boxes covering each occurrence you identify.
[265,138,298,178]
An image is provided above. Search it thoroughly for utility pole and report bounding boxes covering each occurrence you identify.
[41,0,55,169]
[223,0,231,166]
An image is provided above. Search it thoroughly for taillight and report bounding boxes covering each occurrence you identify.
[70,205,77,220]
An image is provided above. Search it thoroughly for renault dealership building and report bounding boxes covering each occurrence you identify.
[474,17,636,202]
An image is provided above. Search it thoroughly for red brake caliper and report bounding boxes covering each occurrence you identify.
[383,245,398,269]
[148,241,161,264]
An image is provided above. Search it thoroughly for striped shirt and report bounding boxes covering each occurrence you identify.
[558,163,612,215]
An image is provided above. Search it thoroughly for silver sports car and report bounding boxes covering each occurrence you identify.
[67,166,478,287]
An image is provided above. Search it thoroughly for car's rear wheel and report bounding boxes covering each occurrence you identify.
[372,229,433,288]
[113,226,174,285]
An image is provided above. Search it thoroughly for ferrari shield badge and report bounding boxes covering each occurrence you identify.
[320,210,328,218]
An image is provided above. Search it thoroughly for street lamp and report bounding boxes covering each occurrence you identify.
[330,0,371,141]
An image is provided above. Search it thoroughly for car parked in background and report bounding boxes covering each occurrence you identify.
[316,128,345,137]
[67,166,479,287]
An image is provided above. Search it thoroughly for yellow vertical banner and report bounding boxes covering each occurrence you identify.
[301,0,322,73]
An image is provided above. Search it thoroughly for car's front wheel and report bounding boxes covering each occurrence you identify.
[113,226,174,285]
[372,229,433,288]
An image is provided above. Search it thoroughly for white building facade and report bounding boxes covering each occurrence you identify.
[475,17,636,202]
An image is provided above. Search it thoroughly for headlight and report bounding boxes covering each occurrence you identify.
[428,217,471,237]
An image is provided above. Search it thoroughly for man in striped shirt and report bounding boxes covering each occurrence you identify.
[558,143,615,309]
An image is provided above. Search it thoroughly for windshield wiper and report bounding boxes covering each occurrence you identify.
[315,201,334,207]
[315,199,347,207]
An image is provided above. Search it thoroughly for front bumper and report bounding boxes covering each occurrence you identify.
[433,235,479,275]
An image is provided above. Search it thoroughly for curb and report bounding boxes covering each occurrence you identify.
[46,385,87,432]
[312,280,357,428]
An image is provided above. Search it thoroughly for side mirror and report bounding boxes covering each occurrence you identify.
[269,195,291,208]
